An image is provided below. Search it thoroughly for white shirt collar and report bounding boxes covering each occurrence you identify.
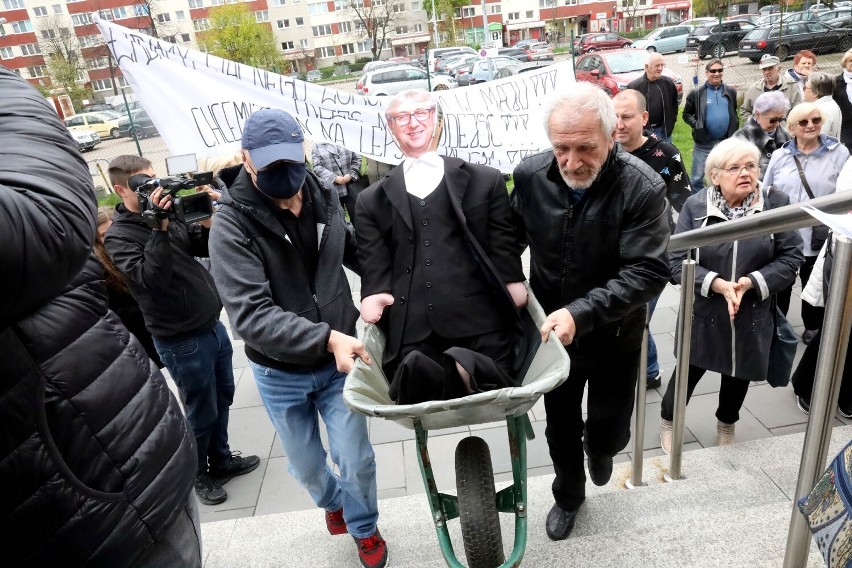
[403,152,445,199]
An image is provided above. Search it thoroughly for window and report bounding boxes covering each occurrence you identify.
[312,24,332,36]
[79,35,101,47]
[490,4,501,14]
[270,0,285,5]
[27,65,47,78]
[12,21,34,33]
[295,16,304,25]
[354,19,365,31]
[157,13,171,23]
[277,19,290,28]
[282,40,295,49]
[395,25,408,34]
[52,3,61,13]
[316,46,335,58]
[255,10,269,21]
[0,46,13,59]
[411,1,421,9]
[91,78,113,91]
[66,116,85,127]
[76,69,86,81]
[20,42,41,55]
[113,7,128,19]
[339,21,351,32]
[188,0,203,7]
[134,4,149,15]
[508,11,519,20]
[33,6,48,17]
[356,39,370,52]
[525,10,534,18]
[334,0,344,10]
[72,13,93,26]
[308,2,328,14]
[116,76,128,88]
[181,33,190,41]
[461,6,475,17]
[176,10,186,20]
[87,56,109,69]
[300,38,309,47]
[3,0,25,9]
[341,43,354,54]
[392,3,404,12]
[193,18,210,30]
[98,9,113,21]
[413,23,423,32]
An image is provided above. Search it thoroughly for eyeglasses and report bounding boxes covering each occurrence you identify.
[719,163,759,175]
[388,107,434,126]
[767,116,785,125]
[796,116,822,127]
[707,68,724,73]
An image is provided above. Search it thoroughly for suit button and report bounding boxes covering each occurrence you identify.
[399,297,406,304]
[424,240,430,246]
[406,266,412,273]
[422,219,428,226]
[428,304,434,310]
[426,282,432,288]
[420,200,426,206]
[425,260,432,266]
[408,236,413,244]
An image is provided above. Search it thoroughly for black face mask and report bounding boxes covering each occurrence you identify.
[254,162,307,200]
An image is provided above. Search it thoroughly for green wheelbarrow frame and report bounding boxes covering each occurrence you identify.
[344,283,570,568]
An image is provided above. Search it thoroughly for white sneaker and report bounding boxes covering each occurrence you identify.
[716,421,735,446]
[660,418,673,454]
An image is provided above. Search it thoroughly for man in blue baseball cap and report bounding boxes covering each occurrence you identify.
[208,108,388,568]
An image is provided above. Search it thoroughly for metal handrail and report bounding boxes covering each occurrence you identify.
[654,190,852,564]
[668,191,852,252]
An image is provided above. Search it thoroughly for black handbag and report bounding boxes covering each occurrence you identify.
[767,301,798,388]
[793,155,830,251]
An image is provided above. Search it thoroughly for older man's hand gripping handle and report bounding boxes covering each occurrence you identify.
[540,307,576,345]
[327,330,371,374]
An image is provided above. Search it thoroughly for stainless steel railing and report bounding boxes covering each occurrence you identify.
[627,190,852,563]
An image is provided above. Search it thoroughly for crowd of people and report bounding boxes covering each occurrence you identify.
[4,46,852,567]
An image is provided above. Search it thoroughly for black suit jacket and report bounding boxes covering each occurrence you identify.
[833,74,852,150]
[353,155,525,362]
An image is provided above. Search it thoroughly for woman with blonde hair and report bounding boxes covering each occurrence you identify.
[94,206,163,368]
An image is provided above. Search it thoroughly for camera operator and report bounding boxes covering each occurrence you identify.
[104,155,260,506]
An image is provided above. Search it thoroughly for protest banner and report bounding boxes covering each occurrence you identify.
[96,18,575,172]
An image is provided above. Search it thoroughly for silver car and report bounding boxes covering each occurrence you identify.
[355,65,457,96]
[629,25,693,53]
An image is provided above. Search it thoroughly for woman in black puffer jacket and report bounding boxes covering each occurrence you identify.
[0,68,198,566]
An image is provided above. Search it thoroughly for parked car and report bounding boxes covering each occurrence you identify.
[444,54,481,76]
[573,49,683,102]
[756,10,820,26]
[686,20,755,58]
[111,100,143,114]
[419,46,477,70]
[759,4,780,15]
[629,25,693,53]
[573,32,633,55]
[739,21,852,61]
[824,15,852,29]
[512,39,541,49]
[82,103,114,113]
[725,13,760,24]
[466,56,528,84]
[355,64,457,95]
[117,109,160,139]
[492,61,553,80]
[497,47,532,61]
[64,111,124,139]
[525,42,554,60]
[306,70,322,82]
[681,17,718,27]
[818,9,851,21]
[70,129,100,152]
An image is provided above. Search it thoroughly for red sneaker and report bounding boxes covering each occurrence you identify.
[325,508,347,535]
[354,529,388,568]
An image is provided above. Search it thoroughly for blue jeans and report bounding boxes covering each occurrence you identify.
[154,321,235,473]
[251,359,379,538]
[690,141,719,193]
[646,295,661,380]
[650,126,672,145]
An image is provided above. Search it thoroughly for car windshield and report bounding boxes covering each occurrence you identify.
[744,27,771,39]
[606,52,647,74]
[99,111,121,119]
[643,29,663,39]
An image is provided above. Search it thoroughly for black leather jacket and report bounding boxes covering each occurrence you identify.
[511,149,671,346]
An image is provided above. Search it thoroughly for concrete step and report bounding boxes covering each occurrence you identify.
[201,425,852,567]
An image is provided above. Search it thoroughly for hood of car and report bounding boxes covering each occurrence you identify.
[71,129,99,141]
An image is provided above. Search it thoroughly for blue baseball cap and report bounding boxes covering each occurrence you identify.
[241,109,305,168]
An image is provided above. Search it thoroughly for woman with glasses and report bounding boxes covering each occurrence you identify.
[764,102,851,344]
[804,72,842,140]
[733,91,790,179]
[832,48,852,151]
[660,138,803,453]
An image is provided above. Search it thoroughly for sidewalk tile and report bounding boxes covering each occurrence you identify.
[225,406,276,462]
[255,457,318,516]
[745,383,809,430]
[231,369,264,409]
[198,459,268,515]
[374,441,406,491]
[200,507,255,524]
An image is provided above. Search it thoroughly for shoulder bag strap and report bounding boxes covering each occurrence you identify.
[792,155,815,200]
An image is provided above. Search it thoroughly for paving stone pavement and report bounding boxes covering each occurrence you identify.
[158,260,852,524]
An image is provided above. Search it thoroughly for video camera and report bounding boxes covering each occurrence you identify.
[129,153,215,229]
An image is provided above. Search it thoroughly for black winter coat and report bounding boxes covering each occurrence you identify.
[627,74,680,138]
[833,74,852,151]
[511,149,671,349]
[0,68,195,565]
[671,187,804,380]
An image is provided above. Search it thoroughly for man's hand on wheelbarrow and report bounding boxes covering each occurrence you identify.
[506,281,528,308]
[328,330,372,373]
[360,293,394,324]
[540,308,576,345]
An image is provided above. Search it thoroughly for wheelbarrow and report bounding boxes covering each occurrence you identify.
[344,283,570,568]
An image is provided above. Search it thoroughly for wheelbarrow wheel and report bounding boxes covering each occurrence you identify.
[455,436,504,568]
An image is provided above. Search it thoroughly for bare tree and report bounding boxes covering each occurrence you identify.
[348,0,404,60]
[424,0,467,47]
[36,14,92,109]
[621,0,644,31]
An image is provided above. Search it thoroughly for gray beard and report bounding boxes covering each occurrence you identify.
[560,163,602,190]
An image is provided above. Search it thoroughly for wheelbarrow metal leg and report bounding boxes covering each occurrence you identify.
[501,414,529,567]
